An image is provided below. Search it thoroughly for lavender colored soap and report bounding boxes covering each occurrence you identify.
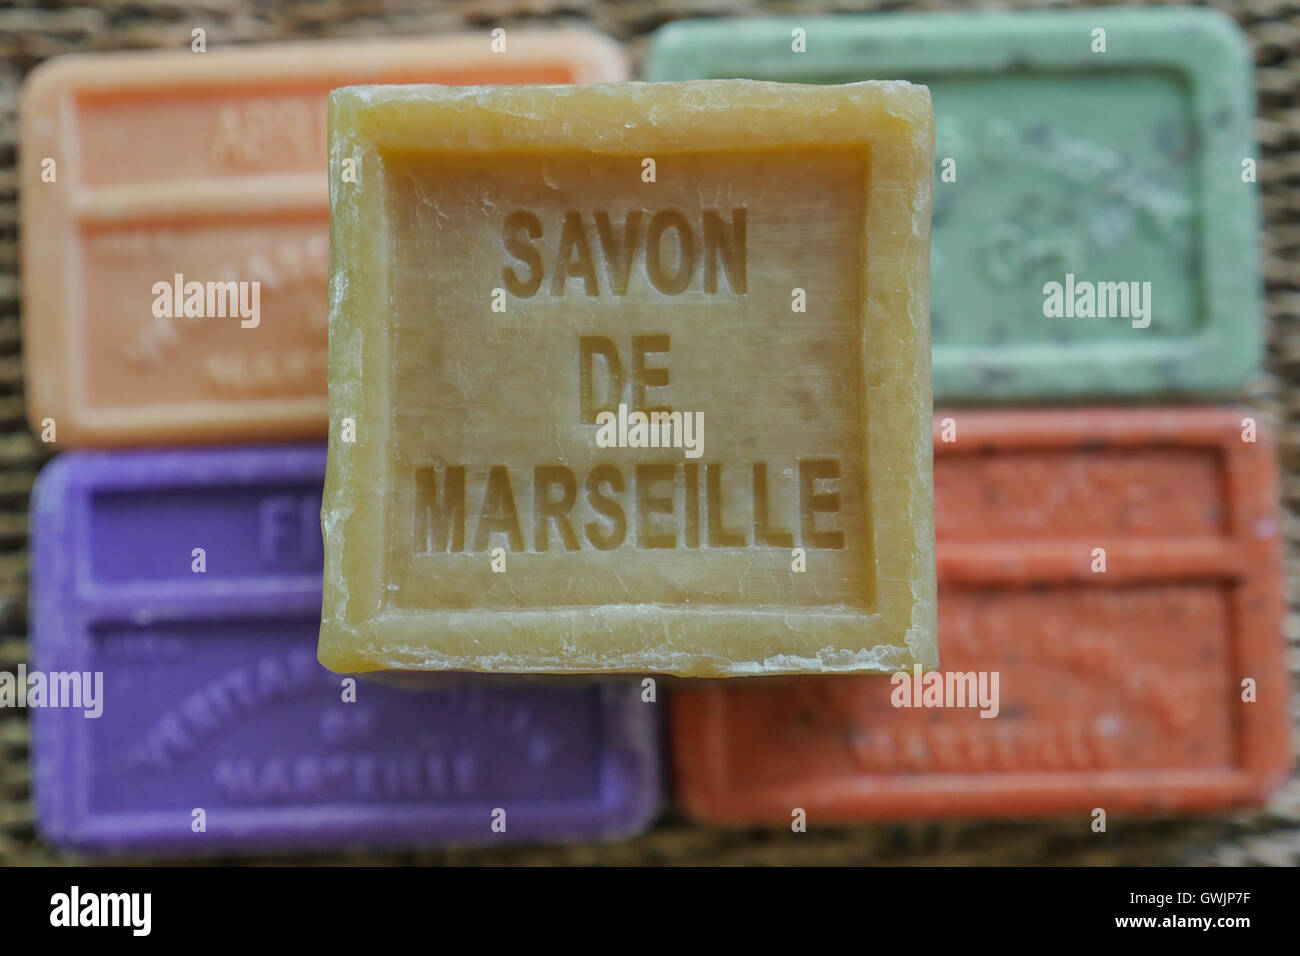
[29,445,660,857]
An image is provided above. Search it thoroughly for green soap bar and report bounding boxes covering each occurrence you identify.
[647,9,1260,401]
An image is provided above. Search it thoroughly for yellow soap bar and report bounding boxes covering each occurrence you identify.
[320,80,937,677]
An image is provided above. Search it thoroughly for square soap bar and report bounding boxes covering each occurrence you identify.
[672,408,1289,822]
[29,446,660,856]
[322,80,937,677]
[646,9,1260,401]
[20,32,628,447]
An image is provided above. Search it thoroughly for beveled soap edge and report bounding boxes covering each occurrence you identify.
[321,80,937,677]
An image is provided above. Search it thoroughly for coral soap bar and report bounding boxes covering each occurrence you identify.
[321,81,937,677]
[20,32,627,447]
[672,409,1289,822]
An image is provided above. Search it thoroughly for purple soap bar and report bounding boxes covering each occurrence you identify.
[29,445,660,856]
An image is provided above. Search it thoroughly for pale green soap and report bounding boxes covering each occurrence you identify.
[646,9,1261,401]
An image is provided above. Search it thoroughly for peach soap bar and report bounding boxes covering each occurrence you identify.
[20,32,627,446]
[320,80,936,677]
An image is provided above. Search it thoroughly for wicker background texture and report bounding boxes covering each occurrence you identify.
[0,0,1296,865]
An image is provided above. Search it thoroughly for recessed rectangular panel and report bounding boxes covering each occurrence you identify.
[384,150,871,612]
[89,481,324,583]
[78,216,329,412]
[86,618,601,812]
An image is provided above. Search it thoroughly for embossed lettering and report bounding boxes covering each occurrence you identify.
[501,208,748,296]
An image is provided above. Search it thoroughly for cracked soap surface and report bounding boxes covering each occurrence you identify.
[320,80,937,677]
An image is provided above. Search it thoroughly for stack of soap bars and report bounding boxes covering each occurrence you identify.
[18,9,1289,859]
[21,32,663,857]
[647,8,1289,823]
